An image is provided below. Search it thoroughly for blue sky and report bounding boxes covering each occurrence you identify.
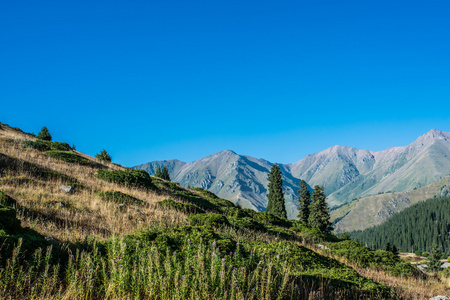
[1,1,449,166]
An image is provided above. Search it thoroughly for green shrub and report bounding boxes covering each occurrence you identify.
[246,211,292,228]
[0,197,48,264]
[22,140,72,151]
[95,149,111,163]
[220,206,250,218]
[229,216,265,231]
[189,213,230,227]
[95,169,155,190]
[46,150,93,166]
[415,250,423,257]
[0,191,17,207]
[192,187,219,199]
[156,199,205,214]
[23,140,52,151]
[172,190,220,211]
[0,202,21,233]
[328,240,419,277]
[97,191,144,205]
[51,142,72,151]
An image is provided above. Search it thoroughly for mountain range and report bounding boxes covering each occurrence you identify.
[135,129,450,219]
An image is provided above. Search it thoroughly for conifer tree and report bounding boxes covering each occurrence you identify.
[392,245,399,256]
[308,185,331,232]
[266,164,287,219]
[154,165,162,178]
[95,149,111,163]
[37,126,52,141]
[297,180,311,223]
[426,243,443,273]
[385,242,392,252]
[161,165,171,181]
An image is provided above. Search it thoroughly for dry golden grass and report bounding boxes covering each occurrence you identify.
[2,124,450,299]
[0,126,188,244]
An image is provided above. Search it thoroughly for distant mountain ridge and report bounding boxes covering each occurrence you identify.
[135,129,450,219]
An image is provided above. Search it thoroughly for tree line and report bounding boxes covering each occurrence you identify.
[266,165,331,232]
[349,196,450,254]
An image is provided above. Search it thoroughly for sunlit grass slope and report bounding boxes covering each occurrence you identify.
[0,122,448,299]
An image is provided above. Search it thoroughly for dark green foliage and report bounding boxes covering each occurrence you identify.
[415,250,423,257]
[156,199,205,214]
[51,142,72,151]
[0,191,17,207]
[95,149,112,163]
[156,182,235,214]
[154,165,171,181]
[385,242,392,252]
[161,165,170,181]
[97,191,144,205]
[243,209,292,228]
[426,243,443,273]
[95,169,155,190]
[152,177,180,191]
[0,202,21,233]
[22,139,52,151]
[297,179,311,223]
[125,225,236,255]
[23,140,72,151]
[308,185,331,232]
[350,196,450,253]
[328,240,419,277]
[229,216,266,231]
[192,187,219,199]
[46,150,94,166]
[37,126,52,141]
[188,213,230,227]
[258,240,390,296]
[154,165,162,178]
[219,206,250,218]
[0,194,48,264]
[266,164,287,219]
[392,245,399,256]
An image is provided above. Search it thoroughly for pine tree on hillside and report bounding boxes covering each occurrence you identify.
[266,164,287,219]
[426,243,443,273]
[392,245,399,256]
[385,243,392,252]
[161,165,171,181]
[95,149,112,163]
[308,185,331,232]
[154,165,163,178]
[297,180,311,223]
[37,126,52,141]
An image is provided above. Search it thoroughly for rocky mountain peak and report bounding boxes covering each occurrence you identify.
[412,128,450,146]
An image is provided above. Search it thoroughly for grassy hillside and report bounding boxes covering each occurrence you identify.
[0,122,448,299]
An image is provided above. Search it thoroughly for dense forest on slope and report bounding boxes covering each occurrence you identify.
[350,196,450,254]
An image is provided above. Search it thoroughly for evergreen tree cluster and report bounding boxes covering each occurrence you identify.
[297,182,331,232]
[155,165,171,181]
[265,166,331,233]
[350,196,450,254]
